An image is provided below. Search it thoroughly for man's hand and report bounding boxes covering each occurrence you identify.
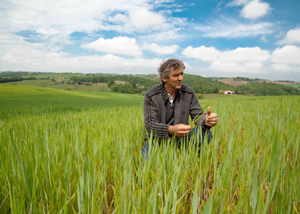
[205,107,219,127]
[168,124,191,137]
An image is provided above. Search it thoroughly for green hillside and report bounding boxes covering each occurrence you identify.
[183,74,235,93]
[237,82,300,95]
[58,83,111,92]
[68,73,235,94]
[287,84,300,88]
[0,85,143,112]
[3,79,54,87]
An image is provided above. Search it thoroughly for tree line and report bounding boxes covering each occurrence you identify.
[68,74,161,94]
[67,73,236,94]
[233,76,263,81]
[0,75,36,83]
[236,82,300,96]
[1,71,299,96]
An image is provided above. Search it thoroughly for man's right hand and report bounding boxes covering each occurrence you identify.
[168,124,191,137]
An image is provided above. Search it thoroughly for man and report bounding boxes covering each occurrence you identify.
[143,59,218,149]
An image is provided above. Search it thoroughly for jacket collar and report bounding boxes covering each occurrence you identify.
[159,83,181,103]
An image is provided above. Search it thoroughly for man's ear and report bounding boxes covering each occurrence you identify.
[161,76,167,83]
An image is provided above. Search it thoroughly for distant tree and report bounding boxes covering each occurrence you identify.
[0,76,23,83]
[197,93,203,99]
[219,90,224,94]
[107,80,114,87]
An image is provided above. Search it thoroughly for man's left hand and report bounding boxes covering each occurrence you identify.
[205,107,219,127]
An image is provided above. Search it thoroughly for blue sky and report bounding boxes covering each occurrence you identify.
[1,0,300,80]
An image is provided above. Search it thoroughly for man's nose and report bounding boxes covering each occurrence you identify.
[178,74,183,81]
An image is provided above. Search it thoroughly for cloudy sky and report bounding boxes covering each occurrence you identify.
[1,0,300,80]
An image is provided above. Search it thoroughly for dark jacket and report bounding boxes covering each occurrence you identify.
[144,83,207,140]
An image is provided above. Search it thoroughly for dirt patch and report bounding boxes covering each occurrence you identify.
[115,81,130,86]
[269,81,300,85]
[215,79,249,87]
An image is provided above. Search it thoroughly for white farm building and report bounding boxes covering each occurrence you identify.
[224,90,235,94]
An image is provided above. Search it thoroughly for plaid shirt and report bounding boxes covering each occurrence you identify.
[144,83,207,139]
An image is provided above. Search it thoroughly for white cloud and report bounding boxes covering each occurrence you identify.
[108,14,128,24]
[241,0,271,19]
[272,45,300,65]
[142,43,179,54]
[272,45,300,72]
[0,31,163,73]
[1,52,162,73]
[276,28,300,45]
[36,28,60,35]
[227,0,271,20]
[260,35,267,43]
[81,36,142,56]
[220,47,270,62]
[211,47,270,73]
[103,8,176,33]
[182,46,271,73]
[182,46,220,61]
[140,28,184,42]
[154,0,175,3]
[0,33,161,73]
[129,9,167,30]
[103,8,174,33]
[227,0,249,7]
[0,0,183,50]
[195,19,273,38]
[1,0,106,33]
[0,31,47,62]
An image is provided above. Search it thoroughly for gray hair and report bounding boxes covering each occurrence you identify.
[158,59,186,82]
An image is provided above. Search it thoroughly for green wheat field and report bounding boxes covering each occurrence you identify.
[0,85,299,213]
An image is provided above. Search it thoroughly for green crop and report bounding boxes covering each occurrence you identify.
[0,95,299,213]
[0,85,143,112]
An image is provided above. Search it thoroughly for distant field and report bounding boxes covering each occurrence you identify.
[272,81,300,85]
[215,78,300,87]
[2,80,112,92]
[63,83,111,92]
[214,79,249,87]
[1,80,54,87]
[45,83,111,92]
[0,85,143,112]
[281,84,300,88]
[203,94,225,99]
[22,73,85,79]
[202,93,249,101]
[0,85,277,114]
[200,94,270,106]
[45,84,70,89]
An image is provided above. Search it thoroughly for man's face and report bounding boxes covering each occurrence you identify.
[162,67,184,90]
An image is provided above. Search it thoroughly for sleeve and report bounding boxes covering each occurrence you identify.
[189,92,209,131]
[144,94,170,138]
